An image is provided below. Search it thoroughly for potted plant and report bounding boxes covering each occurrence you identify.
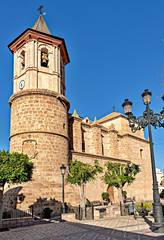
[136,202,153,216]
[102,192,109,205]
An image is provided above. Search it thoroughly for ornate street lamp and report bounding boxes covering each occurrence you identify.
[60,164,66,214]
[122,90,164,233]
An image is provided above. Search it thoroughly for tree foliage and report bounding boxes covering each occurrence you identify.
[103,162,140,203]
[67,159,103,219]
[0,150,34,186]
[67,159,103,186]
[104,162,140,189]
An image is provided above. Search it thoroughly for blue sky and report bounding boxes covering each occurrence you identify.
[0,0,164,169]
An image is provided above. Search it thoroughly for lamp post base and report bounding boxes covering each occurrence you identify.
[152,222,164,233]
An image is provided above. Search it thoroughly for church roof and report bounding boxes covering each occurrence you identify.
[32,15,51,34]
[97,112,126,124]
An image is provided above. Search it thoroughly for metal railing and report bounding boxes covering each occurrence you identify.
[2,208,33,219]
[66,205,94,220]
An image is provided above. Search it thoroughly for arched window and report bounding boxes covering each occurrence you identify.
[20,50,25,70]
[41,48,48,67]
[140,149,143,159]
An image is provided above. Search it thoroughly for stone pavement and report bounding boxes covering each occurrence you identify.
[0,216,164,240]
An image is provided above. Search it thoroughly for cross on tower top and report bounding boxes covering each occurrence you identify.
[112,106,115,112]
[37,5,44,15]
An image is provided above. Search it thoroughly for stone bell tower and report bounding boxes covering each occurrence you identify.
[7,11,76,212]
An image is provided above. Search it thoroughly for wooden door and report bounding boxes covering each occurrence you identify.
[107,186,114,201]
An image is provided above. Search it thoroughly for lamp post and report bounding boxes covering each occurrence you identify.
[60,164,66,214]
[122,89,164,233]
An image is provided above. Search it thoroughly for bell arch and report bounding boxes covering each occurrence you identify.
[41,47,49,67]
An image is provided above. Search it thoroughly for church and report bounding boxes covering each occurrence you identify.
[4,11,153,216]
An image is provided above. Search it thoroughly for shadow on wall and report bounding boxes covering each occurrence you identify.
[3,187,62,219]
[29,197,61,219]
[3,186,23,211]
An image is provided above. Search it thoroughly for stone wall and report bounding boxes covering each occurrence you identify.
[2,217,34,229]
[7,89,79,214]
[70,151,128,203]
[121,134,153,201]
[69,112,153,203]
[7,88,153,213]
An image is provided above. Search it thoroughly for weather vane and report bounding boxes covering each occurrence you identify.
[37,5,44,15]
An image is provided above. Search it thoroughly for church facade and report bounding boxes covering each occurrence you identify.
[5,14,153,215]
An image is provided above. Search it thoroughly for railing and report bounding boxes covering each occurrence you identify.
[66,205,94,220]
[120,202,134,216]
[2,208,33,219]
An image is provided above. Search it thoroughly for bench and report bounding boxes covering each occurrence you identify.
[90,201,102,206]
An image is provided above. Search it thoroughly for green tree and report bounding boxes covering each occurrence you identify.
[0,150,34,228]
[103,162,140,203]
[67,159,103,219]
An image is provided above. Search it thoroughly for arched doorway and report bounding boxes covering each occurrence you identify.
[107,186,114,202]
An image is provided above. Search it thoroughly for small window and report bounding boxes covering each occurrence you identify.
[41,48,48,67]
[63,123,65,129]
[82,127,85,152]
[101,134,104,156]
[82,142,85,152]
[20,50,25,69]
[140,149,143,159]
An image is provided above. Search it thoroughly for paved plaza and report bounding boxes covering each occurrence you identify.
[0,216,164,240]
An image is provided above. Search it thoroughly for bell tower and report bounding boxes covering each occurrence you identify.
[8,13,69,95]
[7,11,76,211]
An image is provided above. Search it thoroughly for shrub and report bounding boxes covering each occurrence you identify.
[65,202,72,213]
[66,202,72,208]
[102,192,109,201]
[160,190,164,198]
[137,202,153,212]
[2,209,11,219]
[86,199,91,207]
[122,190,127,198]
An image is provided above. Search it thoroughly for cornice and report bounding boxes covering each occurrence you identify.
[9,89,70,110]
[118,133,149,143]
[13,68,61,81]
[70,150,130,163]
[8,28,70,65]
[9,130,69,141]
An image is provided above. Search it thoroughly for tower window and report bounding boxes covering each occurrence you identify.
[41,48,48,67]
[140,149,143,159]
[101,134,104,156]
[82,142,85,152]
[63,123,65,129]
[20,50,25,70]
[82,127,85,152]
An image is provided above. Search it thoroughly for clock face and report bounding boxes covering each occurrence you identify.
[19,80,25,89]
